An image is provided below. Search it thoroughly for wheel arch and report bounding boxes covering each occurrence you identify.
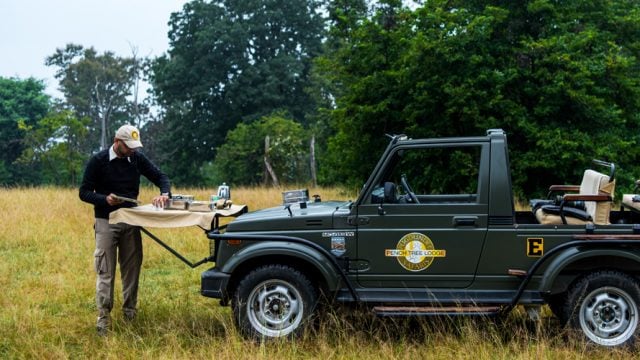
[220,242,341,300]
[540,247,640,295]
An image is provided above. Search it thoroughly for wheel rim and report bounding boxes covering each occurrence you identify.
[579,286,638,346]
[246,279,304,338]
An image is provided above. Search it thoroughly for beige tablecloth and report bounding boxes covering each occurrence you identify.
[109,204,247,230]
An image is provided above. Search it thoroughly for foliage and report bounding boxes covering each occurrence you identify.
[318,0,640,197]
[204,113,308,186]
[150,0,325,186]
[305,0,370,185]
[16,111,89,186]
[0,77,50,185]
[317,0,414,185]
[46,44,142,152]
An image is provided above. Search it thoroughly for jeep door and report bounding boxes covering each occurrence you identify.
[355,141,490,288]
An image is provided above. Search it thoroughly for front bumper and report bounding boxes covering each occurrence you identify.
[201,267,230,302]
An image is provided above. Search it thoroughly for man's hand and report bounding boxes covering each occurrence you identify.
[152,194,170,208]
[106,193,124,206]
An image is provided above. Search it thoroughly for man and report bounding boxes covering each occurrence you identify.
[79,124,171,335]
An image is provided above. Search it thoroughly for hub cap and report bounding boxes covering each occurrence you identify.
[246,279,304,338]
[579,286,638,346]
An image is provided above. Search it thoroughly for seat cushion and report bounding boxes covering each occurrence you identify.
[580,170,610,220]
[538,204,591,220]
[534,206,592,225]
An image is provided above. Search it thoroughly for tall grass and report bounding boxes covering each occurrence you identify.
[0,187,633,359]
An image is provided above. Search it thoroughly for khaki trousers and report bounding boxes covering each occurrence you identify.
[94,218,143,323]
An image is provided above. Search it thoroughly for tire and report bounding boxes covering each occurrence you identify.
[564,271,640,347]
[232,264,317,340]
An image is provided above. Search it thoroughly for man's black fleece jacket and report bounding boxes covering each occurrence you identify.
[79,149,171,219]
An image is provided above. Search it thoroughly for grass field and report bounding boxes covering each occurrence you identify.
[0,187,635,359]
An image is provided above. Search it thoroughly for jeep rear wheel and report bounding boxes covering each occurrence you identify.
[233,264,317,340]
[564,271,640,347]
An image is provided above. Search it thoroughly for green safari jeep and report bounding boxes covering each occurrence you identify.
[203,129,640,347]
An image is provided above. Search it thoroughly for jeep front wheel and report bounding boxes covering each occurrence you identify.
[564,271,640,347]
[233,264,317,340]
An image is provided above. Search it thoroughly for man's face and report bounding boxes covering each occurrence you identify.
[115,139,137,157]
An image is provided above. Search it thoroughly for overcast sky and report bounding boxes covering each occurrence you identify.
[0,0,189,98]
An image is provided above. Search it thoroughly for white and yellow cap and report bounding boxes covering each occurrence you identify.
[115,124,143,149]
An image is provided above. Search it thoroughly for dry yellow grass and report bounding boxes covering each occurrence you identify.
[0,186,635,359]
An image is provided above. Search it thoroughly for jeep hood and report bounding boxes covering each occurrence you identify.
[225,201,349,232]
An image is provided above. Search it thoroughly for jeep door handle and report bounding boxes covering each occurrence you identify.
[453,216,477,227]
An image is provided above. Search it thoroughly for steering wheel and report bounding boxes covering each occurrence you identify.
[401,174,419,204]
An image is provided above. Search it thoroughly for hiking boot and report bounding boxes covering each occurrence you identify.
[123,308,137,322]
[96,325,108,337]
[97,310,111,336]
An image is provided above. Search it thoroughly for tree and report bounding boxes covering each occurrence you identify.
[203,112,307,186]
[317,0,412,185]
[17,110,89,185]
[318,0,640,197]
[151,0,325,185]
[46,44,141,152]
[498,0,640,196]
[0,77,50,185]
[305,0,370,184]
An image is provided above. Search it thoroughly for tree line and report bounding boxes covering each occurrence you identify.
[2,0,640,198]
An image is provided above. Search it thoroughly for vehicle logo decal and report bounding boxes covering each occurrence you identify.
[385,232,446,271]
[322,232,353,256]
[330,237,346,256]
